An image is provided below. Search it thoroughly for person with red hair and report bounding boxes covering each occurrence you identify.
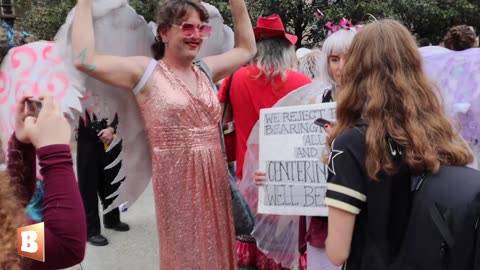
[1,96,86,270]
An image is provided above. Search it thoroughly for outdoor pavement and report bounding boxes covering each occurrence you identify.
[63,183,160,270]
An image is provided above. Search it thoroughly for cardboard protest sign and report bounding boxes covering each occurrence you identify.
[258,102,336,216]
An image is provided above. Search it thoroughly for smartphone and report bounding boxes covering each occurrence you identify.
[25,99,42,117]
[314,118,332,127]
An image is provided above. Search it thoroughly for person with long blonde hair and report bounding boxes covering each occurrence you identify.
[323,20,474,269]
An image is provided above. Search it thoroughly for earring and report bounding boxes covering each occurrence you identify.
[157,36,167,44]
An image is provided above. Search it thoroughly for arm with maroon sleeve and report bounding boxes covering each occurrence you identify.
[28,144,86,270]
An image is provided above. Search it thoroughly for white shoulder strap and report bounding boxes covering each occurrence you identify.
[132,59,157,95]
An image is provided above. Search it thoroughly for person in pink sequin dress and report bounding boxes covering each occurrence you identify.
[71,0,256,269]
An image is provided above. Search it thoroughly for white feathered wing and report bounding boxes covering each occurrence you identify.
[55,0,154,213]
[53,0,235,213]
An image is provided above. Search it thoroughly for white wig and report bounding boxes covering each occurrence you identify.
[295,49,322,80]
[318,28,357,84]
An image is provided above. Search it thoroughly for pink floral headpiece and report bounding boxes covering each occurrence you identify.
[325,18,355,35]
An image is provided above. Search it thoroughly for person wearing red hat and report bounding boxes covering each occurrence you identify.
[218,14,311,270]
[253,14,299,44]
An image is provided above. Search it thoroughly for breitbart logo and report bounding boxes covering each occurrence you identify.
[17,222,45,262]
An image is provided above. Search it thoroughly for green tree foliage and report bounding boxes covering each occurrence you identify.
[12,0,480,46]
[15,0,158,41]
[129,0,158,23]
[391,0,480,44]
[210,0,480,47]
[16,0,75,41]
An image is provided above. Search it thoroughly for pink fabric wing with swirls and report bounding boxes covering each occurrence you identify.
[0,41,83,160]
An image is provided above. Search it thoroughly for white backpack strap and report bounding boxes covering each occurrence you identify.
[132,59,157,95]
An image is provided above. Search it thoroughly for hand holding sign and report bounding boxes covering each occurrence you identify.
[258,103,336,216]
[255,170,266,186]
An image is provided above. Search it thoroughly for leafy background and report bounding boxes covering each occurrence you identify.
[14,0,480,48]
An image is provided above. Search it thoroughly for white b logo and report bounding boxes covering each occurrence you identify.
[20,231,38,253]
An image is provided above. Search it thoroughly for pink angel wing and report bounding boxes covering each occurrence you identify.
[0,41,83,161]
[420,47,480,163]
[239,81,332,268]
[54,0,155,213]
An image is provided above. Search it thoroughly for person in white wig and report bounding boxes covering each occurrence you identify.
[315,27,357,102]
[295,48,322,80]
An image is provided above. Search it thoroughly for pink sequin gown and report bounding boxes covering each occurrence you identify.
[139,60,237,269]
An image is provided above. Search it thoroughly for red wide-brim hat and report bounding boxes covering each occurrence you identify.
[253,14,298,45]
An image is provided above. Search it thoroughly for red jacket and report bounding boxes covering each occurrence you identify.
[218,65,312,179]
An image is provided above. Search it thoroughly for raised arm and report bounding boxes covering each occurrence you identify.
[203,0,256,82]
[30,145,86,269]
[72,0,151,90]
[17,96,86,269]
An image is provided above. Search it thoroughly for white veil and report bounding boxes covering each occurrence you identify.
[239,81,332,268]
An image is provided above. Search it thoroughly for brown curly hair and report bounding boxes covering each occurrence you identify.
[327,20,473,180]
[0,26,36,63]
[443,25,477,51]
[0,171,25,270]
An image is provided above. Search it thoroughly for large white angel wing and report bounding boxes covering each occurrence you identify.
[54,0,155,213]
[0,41,83,159]
[197,2,234,58]
[239,81,332,268]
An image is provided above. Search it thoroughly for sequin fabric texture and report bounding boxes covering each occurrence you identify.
[139,60,237,269]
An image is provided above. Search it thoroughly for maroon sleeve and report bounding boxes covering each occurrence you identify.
[7,133,37,207]
[217,75,231,103]
[28,144,86,270]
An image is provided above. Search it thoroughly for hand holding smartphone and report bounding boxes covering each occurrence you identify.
[314,117,334,134]
[25,98,43,117]
[314,118,332,127]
